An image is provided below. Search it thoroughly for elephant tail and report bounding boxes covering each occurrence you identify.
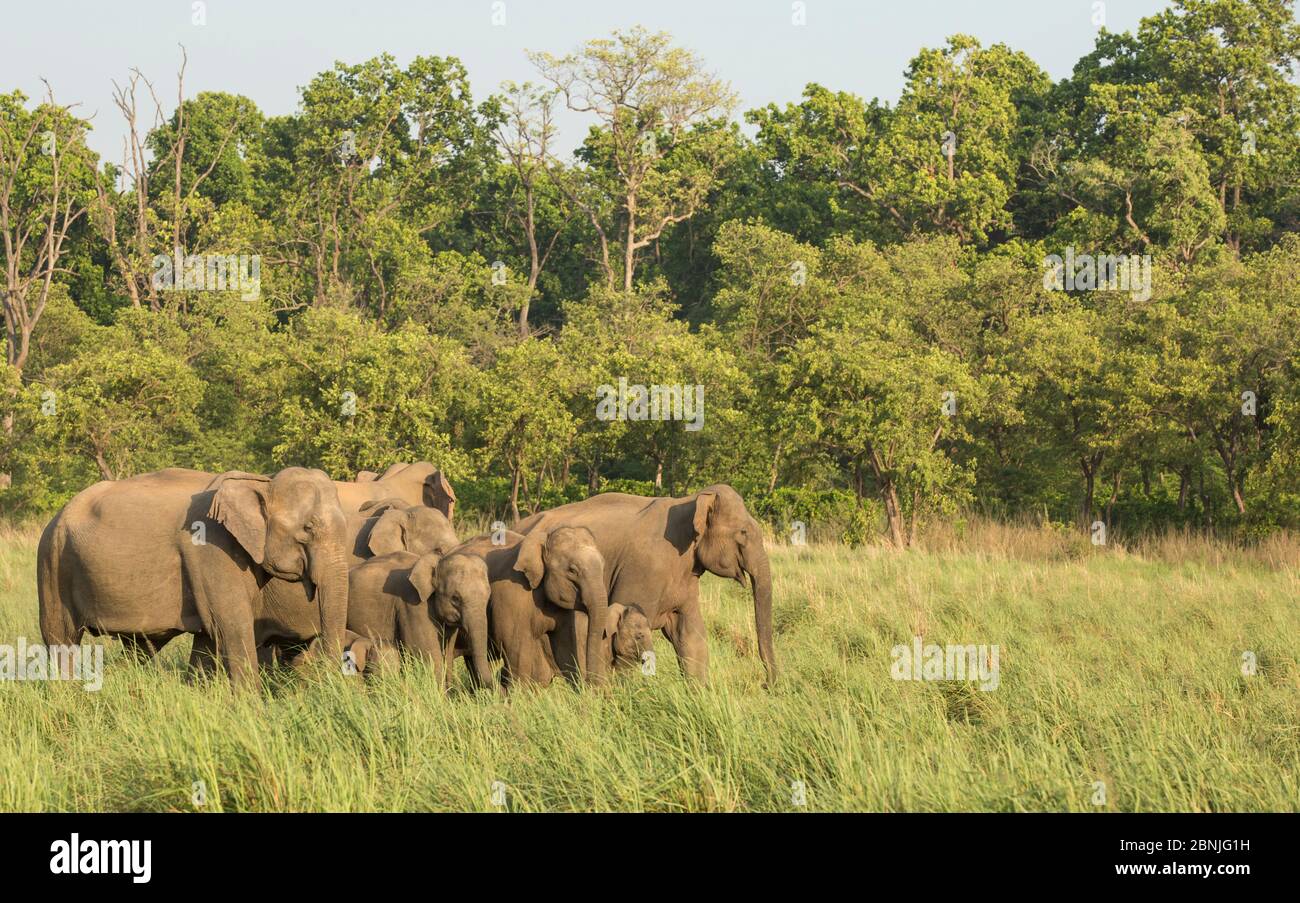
[37,512,80,648]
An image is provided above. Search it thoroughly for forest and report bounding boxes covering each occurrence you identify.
[3,0,1300,545]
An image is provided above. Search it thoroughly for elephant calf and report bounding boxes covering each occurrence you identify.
[447,526,609,689]
[348,497,459,565]
[344,549,494,689]
[342,526,611,692]
[604,604,654,670]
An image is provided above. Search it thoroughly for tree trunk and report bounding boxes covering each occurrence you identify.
[768,439,783,493]
[1104,470,1121,533]
[908,488,920,547]
[623,193,637,291]
[510,467,521,523]
[1079,454,1101,527]
[1198,469,1212,530]
[882,482,906,548]
[93,450,115,482]
[1216,445,1247,515]
[521,189,538,337]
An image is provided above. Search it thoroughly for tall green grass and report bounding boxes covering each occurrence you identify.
[1,519,1296,811]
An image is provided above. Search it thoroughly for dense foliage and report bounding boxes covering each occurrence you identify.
[3,1,1300,543]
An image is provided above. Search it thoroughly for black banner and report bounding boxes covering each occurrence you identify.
[0,812,1284,889]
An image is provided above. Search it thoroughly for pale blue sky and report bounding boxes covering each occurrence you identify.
[2,0,1172,162]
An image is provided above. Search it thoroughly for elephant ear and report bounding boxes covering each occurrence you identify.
[207,472,272,565]
[355,469,379,482]
[368,509,409,556]
[692,490,718,540]
[603,603,626,641]
[514,530,547,590]
[407,552,441,604]
[359,496,407,516]
[424,470,457,522]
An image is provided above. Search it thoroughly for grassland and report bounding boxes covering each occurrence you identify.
[0,519,1297,812]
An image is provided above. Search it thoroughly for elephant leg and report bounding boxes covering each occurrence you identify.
[663,600,709,683]
[258,645,282,670]
[123,631,182,664]
[525,640,557,686]
[186,551,260,688]
[205,614,258,689]
[395,603,447,678]
[546,609,583,682]
[187,633,219,681]
[279,640,315,672]
[121,634,158,663]
[223,633,259,687]
[39,605,81,679]
[438,628,461,690]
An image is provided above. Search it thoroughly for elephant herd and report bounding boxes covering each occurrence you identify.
[35,462,777,691]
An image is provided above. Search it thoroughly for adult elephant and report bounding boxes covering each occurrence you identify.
[335,462,456,521]
[37,467,350,687]
[252,493,462,672]
[515,484,776,685]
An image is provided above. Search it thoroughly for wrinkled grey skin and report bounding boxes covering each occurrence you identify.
[515,485,776,685]
[342,550,487,688]
[37,467,350,687]
[449,526,608,688]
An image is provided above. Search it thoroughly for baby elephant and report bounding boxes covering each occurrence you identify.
[446,525,609,689]
[351,497,459,563]
[604,603,654,670]
[344,549,493,689]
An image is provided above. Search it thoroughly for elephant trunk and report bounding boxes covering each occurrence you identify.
[743,541,777,685]
[311,544,349,659]
[464,599,495,692]
[581,578,609,685]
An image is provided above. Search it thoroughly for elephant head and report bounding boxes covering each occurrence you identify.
[207,467,350,656]
[690,485,777,684]
[515,525,609,684]
[605,603,653,669]
[378,461,457,521]
[360,498,459,558]
[408,550,494,690]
